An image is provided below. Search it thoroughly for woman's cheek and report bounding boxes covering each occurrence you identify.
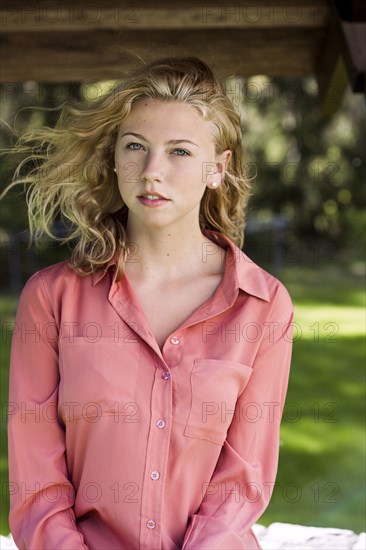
[118,162,141,186]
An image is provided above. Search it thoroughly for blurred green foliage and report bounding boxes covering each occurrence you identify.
[241,76,366,256]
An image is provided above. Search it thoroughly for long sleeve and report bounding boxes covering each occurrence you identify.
[7,272,89,550]
[182,294,294,550]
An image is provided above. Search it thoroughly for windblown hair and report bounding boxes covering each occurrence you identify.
[1,57,252,281]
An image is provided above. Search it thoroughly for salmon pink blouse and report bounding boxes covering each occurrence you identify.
[8,229,293,549]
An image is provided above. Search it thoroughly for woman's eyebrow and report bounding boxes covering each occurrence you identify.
[168,139,200,147]
[120,132,146,140]
[120,132,199,147]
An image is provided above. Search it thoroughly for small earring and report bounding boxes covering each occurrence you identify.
[113,167,117,173]
[211,182,218,188]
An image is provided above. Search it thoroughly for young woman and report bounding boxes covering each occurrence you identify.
[6,57,294,549]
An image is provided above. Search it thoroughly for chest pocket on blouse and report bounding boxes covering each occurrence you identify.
[58,337,140,423]
[184,359,253,446]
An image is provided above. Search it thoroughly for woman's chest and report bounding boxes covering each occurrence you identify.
[132,274,223,350]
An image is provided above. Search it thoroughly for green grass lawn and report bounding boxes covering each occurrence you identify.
[0,262,365,535]
[260,264,365,533]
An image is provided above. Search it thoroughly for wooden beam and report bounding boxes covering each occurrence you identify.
[317,1,366,115]
[316,5,348,115]
[0,28,324,82]
[339,20,366,93]
[333,0,366,21]
[0,0,330,32]
[318,55,349,116]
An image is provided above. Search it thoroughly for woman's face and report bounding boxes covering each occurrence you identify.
[114,98,231,234]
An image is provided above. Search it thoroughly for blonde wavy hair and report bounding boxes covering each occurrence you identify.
[1,56,252,281]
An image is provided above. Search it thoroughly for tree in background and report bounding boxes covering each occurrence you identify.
[239,76,365,260]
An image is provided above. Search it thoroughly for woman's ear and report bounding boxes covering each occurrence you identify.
[206,150,232,190]
[217,150,232,180]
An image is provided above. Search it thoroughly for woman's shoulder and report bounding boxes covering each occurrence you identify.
[236,248,294,315]
[206,229,293,315]
[20,258,91,298]
[24,258,75,282]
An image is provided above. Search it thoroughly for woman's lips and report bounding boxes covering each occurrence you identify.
[137,196,171,207]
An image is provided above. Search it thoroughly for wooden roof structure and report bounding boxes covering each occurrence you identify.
[0,0,365,113]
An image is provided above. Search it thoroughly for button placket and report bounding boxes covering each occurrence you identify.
[140,361,171,546]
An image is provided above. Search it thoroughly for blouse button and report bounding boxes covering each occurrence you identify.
[162,371,170,380]
[170,336,180,345]
[150,470,160,481]
[146,519,156,529]
[156,419,166,429]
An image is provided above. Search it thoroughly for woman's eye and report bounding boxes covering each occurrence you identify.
[173,149,190,156]
[126,142,143,151]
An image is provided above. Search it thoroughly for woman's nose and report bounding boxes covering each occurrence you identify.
[140,152,164,183]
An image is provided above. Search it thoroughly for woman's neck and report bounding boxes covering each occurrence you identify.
[124,224,225,281]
